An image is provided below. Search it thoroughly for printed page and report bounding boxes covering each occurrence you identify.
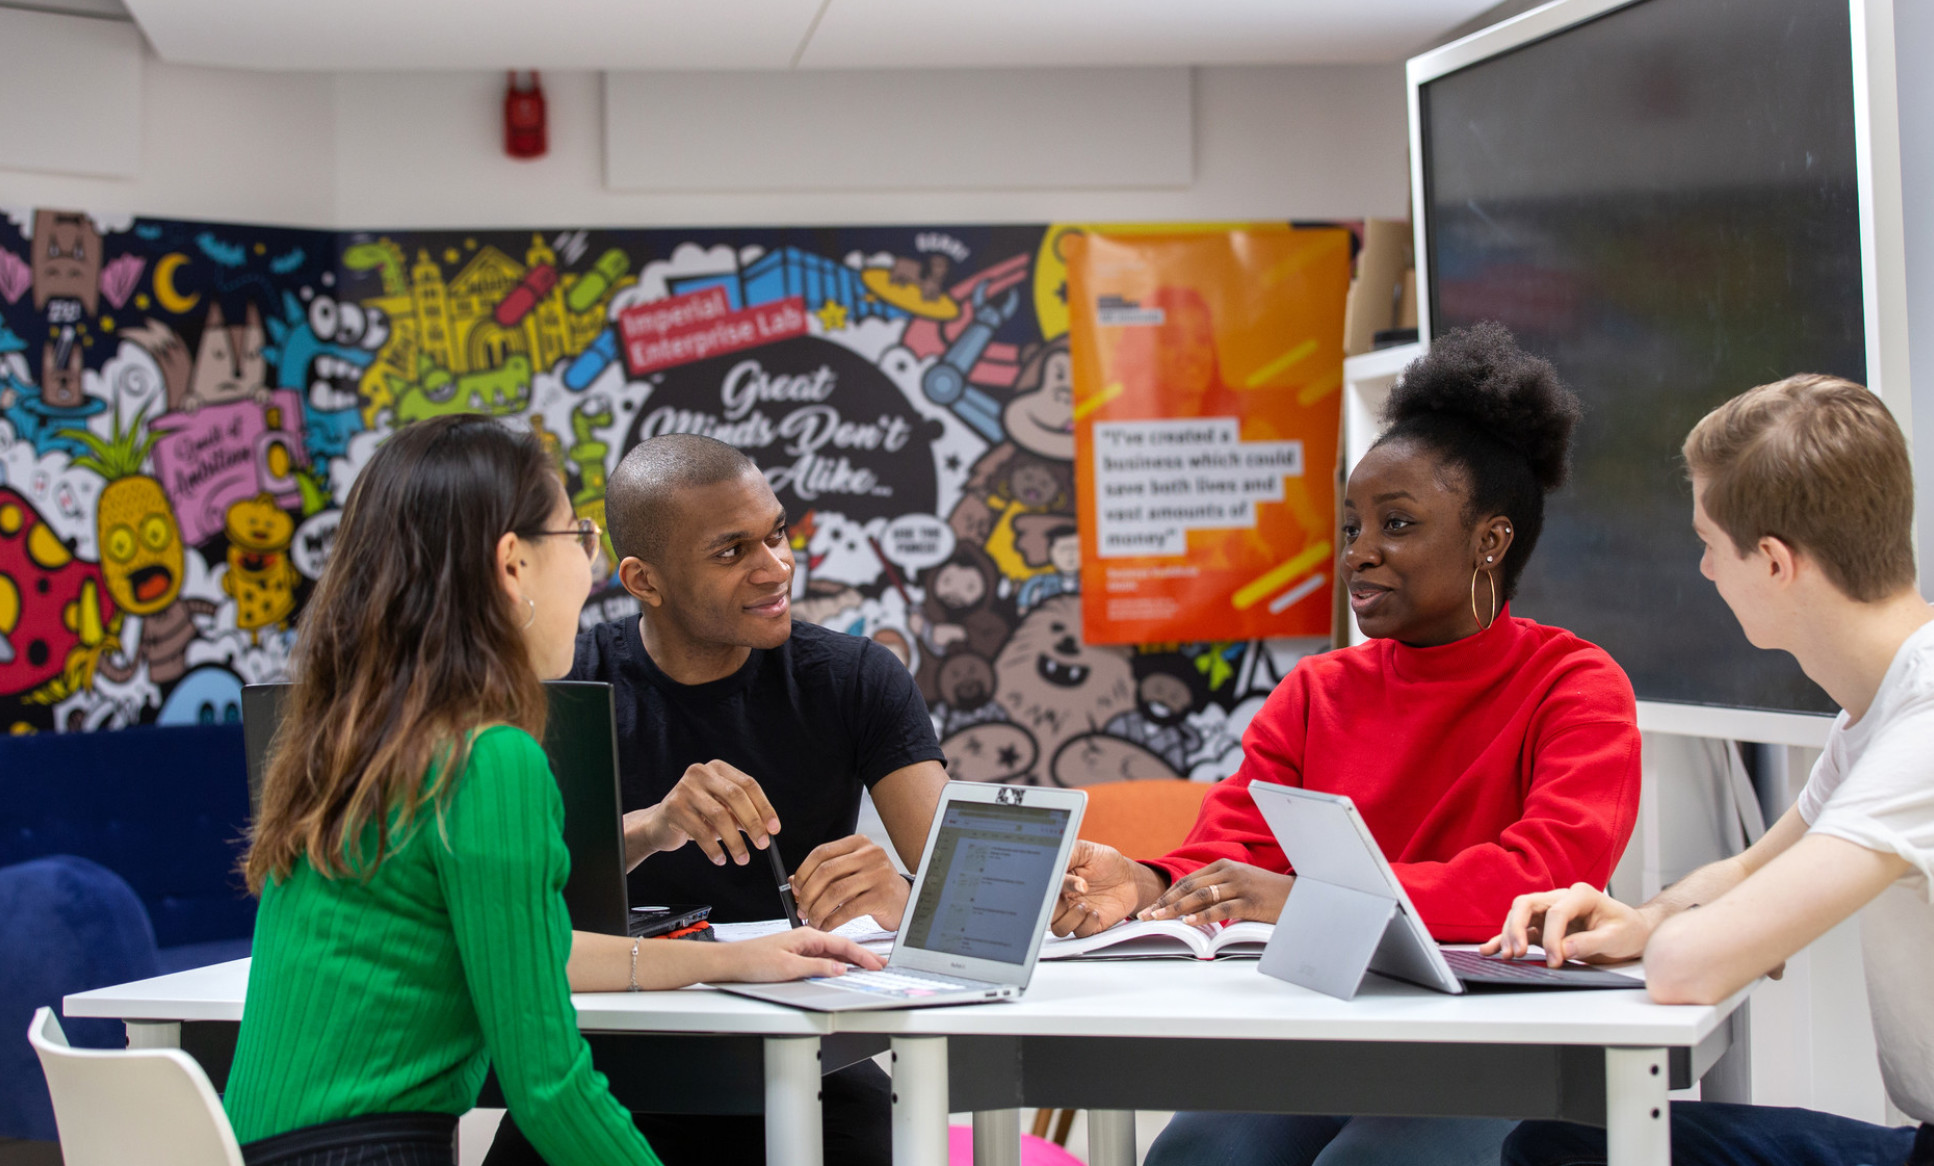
[710,916,896,946]
[1207,920,1274,958]
[1038,919,1214,960]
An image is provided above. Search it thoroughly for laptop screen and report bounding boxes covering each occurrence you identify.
[898,800,1071,965]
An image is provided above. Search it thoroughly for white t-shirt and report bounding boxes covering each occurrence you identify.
[1796,620,1934,1123]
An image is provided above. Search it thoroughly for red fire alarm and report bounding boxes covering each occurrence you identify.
[505,71,547,160]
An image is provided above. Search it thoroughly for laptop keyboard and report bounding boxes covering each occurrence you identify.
[811,969,986,997]
[1441,948,1636,988]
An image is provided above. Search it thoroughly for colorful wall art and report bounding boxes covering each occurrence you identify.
[0,210,1345,787]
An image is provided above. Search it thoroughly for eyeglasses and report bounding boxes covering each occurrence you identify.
[535,517,603,561]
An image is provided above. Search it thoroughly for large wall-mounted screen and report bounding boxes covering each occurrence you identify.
[1423,0,1861,715]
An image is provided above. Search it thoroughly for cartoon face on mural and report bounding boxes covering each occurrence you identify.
[39,341,85,409]
[97,472,184,617]
[182,302,270,411]
[994,595,1136,774]
[263,291,382,461]
[942,720,1038,783]
[1003,337,1074,460]
[0,209,1319,763]
[937,652,996,712]
[155,665,243,727]
[32,211,102,315]
[222,493,299,644]
[805,512,887,589]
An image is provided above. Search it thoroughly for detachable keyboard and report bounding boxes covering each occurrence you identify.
[1441,947,1640,990]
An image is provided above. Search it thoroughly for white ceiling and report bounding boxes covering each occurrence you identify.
[113,0,1506,72]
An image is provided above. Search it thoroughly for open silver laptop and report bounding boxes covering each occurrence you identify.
[719,782,1085,1011]
[1251,782,1638,998]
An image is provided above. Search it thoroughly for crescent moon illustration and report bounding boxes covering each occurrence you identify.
[153,253,200,315]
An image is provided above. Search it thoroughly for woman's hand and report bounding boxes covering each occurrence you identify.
[711,928,886,984]
[1481,883,1653,966]
[1140,860,1293,925]
[1053,841,1165,937]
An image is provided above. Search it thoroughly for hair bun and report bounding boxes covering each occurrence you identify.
[1383,322,1581,492]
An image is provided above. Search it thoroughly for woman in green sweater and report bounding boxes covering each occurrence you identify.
[224,414,881,1166]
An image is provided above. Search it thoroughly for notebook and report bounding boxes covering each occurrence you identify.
[1039,919,1273,961]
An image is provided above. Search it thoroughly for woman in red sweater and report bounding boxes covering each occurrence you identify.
[1058,323,1641,1166]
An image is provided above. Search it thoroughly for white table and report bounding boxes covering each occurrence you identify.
[63,958,841,1166]
[66,957,1748,1166]
[839,960,1748,1166]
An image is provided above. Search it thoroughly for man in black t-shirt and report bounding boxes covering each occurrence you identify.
[485,434,946,1166]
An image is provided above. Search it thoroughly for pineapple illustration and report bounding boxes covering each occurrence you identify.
[221,493,299,645]
[65,406,215,687]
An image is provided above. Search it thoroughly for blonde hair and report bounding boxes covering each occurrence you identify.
[1683,374,1915,602]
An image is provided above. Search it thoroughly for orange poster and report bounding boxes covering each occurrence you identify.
[1068,227,1351,644]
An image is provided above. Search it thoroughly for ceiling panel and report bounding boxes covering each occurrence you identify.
[118,0,1502,71]
[118,0,827,70]
[799,0,1505,68]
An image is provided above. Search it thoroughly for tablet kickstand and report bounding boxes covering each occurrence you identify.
[1258,879,1399,1001]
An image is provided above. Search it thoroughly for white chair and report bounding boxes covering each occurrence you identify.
[27,1006,244,1166]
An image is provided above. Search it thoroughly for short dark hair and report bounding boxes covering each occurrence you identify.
[1375,322,1581,600]
[606,433,761,565]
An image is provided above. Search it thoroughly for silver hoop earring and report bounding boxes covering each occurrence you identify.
[522,596,536,630]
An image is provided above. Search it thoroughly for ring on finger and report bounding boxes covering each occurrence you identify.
[1209,883,1221,904]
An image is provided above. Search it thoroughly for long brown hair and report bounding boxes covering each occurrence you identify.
[244,415,560,892]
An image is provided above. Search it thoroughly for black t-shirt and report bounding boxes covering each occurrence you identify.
[570,617,946,922]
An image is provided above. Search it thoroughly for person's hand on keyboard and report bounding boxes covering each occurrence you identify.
[1482,883,1653,967]
[713,928,887,983]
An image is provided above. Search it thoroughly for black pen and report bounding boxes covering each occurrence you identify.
[766,836,803,929]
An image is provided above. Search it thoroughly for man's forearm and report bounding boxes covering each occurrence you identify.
[1638,854,1750,930]
[621,808,659,872]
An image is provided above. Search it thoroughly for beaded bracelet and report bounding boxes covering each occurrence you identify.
[628,938,641,992]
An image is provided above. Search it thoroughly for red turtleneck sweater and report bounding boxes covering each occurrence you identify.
[1146,611,1641,941]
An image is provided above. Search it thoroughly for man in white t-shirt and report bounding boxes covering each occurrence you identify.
[1492,374,1934,1166]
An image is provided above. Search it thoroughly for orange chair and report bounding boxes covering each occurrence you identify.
[1076,778,1214,860]
[1033,778,1216,1145]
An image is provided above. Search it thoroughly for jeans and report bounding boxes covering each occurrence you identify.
[479,1059,890,1166]
[1145,1112,1517,1166]
[1504,1102,1923,1166]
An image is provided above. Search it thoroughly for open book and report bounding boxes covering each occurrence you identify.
[1038,919,1274,961]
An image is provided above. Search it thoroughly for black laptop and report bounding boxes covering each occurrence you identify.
[241,681,687,939]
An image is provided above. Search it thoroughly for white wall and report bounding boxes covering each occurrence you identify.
[0,38,335,227]
[0,10,1411,233]
[331,66,1409,229]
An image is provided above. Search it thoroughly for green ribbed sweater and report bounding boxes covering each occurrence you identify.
[224,726,658,1166]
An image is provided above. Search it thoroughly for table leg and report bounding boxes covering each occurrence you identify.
[972,1108,1020,1166]
[125,1020,181,1050]
[1700,1000,1753,1105]
[1087,1109,1136,1166]
[1605,1047,1670,1166]
[763,1036,823,1166]
[891,1036,950,1166]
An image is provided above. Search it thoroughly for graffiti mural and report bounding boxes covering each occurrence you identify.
[0,210,1334,785]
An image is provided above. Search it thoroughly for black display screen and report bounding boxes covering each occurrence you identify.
[1423,0,1860,715]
